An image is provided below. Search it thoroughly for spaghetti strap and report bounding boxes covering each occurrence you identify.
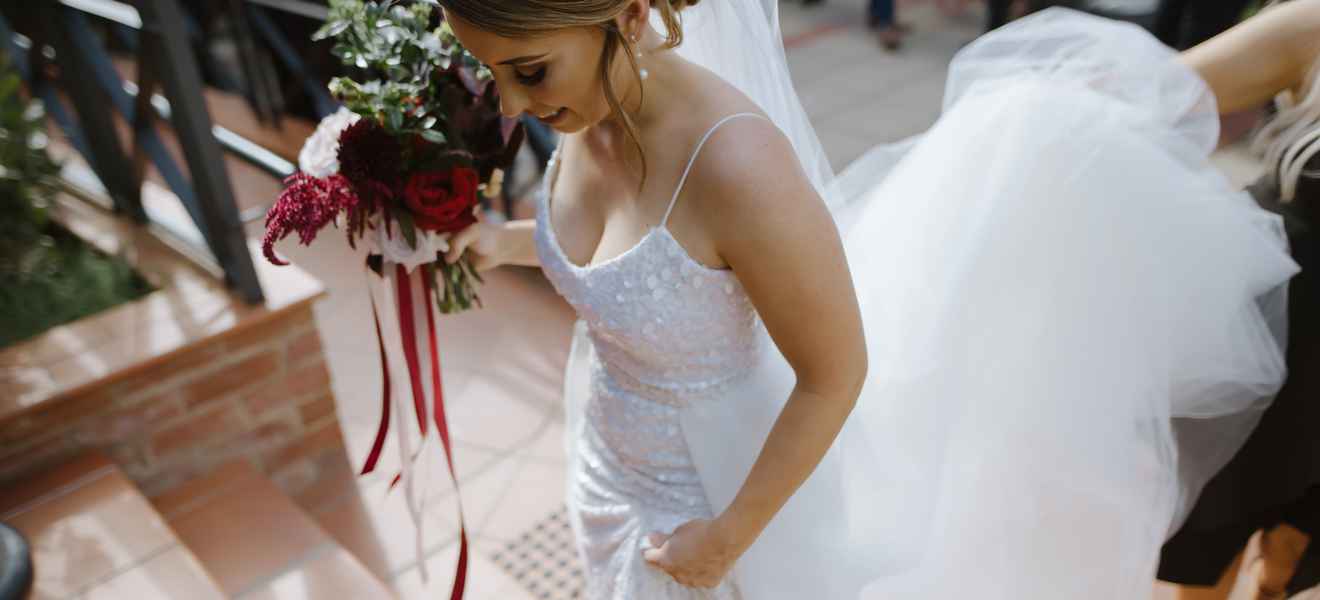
[660,112,769,227]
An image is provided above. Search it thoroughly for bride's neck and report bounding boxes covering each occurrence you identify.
[601,32,686,135]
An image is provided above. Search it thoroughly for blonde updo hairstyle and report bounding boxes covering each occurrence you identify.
[439,0,700,185]
[1250,0,1320,204]
[1251,57,1320,203]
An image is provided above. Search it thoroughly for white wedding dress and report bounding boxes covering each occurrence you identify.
[536,113,771,599]
[536,7,1299,600]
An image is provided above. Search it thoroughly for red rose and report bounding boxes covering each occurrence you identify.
[403,168,480,233]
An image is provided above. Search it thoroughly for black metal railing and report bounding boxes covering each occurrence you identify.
[3,0,265,303]
[3,0,555,304]
[242,0,337,120]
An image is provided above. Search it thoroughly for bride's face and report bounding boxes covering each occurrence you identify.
[446,13,629,134]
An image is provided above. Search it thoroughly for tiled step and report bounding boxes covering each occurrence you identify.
[153,457,396,599]
[0,451,226,599]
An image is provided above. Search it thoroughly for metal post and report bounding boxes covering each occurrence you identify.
[137,0,263,303]
[39,2,146,222]
[130,34,159,193]
[226,0,283,126]
[61,9,207,229]
[247,5,337,119]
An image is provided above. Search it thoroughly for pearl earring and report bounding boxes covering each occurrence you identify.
[635,35,650,81]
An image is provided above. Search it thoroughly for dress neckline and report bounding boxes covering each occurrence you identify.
[541,146,733,276]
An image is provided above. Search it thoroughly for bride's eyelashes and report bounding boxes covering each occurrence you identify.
[515,65,548,86]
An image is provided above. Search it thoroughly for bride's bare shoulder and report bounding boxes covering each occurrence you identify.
[662,60,827,245]
[677,65,807,193]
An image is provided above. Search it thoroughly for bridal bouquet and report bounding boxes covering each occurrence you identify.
[262,0,523,313]
[261,1,524,594]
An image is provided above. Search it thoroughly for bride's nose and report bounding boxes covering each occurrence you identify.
[497,82,530,119]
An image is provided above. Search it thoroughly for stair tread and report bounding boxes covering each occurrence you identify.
[152,458,263,520]
[0,451,113,515]
[161,458,395,598]
[240,545,398,600]
[82,546,226,600]
[0,451,226,599]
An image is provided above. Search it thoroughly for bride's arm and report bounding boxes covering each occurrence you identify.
[641,119,867,587]
[445,217,540,269]
[1180,0,1320,114]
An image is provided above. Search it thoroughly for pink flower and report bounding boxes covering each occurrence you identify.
[263,173,360,265]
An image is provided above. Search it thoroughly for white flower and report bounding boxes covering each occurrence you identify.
[298,107,360,177]
[361,213,452,272]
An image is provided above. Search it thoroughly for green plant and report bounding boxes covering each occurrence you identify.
[0,53,152,348]
[0,57,60,253]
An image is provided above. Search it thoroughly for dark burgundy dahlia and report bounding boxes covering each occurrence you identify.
[337,119,402,186]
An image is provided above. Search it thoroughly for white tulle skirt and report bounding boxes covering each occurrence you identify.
[563,9,1299,599]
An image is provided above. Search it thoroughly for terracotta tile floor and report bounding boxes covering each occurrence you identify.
[240,1,1263,597]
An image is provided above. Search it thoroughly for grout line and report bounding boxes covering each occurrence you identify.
[386,530,462,580]
[454,417,555,463]
[1,464,116,520]
[428,411,558,504]
[308,435,512,519]
[70,540,180,597]
[472,452,536,537]
[231,542,338,598]
[378,415,557,581]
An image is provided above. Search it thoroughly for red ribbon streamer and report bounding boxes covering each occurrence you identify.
[363,264,468,598]
[423,271,469,600]
[396,264,430,435]
[361,294,392,475]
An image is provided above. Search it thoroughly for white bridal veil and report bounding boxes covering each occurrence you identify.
[562,5,1298,598]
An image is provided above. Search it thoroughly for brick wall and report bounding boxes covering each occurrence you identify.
[0,303,346,499]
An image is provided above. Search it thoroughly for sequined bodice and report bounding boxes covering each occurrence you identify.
[534,151,768,405]
[536,116,767,599]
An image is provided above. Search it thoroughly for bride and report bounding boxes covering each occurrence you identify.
[439,0,1299,598]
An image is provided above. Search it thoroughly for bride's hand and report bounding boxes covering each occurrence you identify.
[443,215,508,271]
[642,519,740,589]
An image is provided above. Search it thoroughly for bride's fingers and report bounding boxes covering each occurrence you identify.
[642,545,667,566]
[642,534,671,567]
[445,225,479,264]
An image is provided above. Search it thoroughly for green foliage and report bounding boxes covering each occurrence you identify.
[310,0,517,315]
[316,0,489,141]
[0,53,152,348]
[0,223,154,348]
[0,62,60,249]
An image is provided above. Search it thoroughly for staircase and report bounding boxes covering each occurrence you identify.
[0,452,395,599]
[2,27,504,600]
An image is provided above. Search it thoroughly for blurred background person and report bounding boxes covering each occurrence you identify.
[1162,1,1320,599]
[1157,0,1256,49]
[869,0,907,49]
[802,0,908,48]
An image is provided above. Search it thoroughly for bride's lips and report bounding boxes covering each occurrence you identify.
[537,108,567,126]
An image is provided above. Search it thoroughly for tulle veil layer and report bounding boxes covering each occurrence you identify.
[559,8,1298,598]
